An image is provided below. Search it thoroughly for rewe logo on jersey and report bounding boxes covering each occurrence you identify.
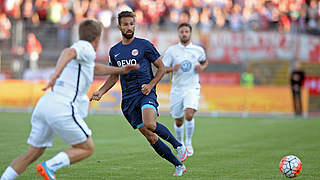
[117,59,137,67]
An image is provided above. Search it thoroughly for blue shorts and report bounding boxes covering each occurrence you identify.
[121,92,159,129]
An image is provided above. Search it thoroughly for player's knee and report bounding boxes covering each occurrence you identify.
[139,127,158,144]
[75,138,94,156]
[185,108,195,120]
[185,113,194,121]
[144,122,156,131]
[86,141,94,156]
[87,144,94,156]
[146,134,158,144]
[175,120,184,127]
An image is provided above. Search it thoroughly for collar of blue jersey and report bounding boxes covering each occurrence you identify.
[178,42,193,48]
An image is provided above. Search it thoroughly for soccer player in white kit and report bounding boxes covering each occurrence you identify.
[162,23,208,157]
[0,19,138,180]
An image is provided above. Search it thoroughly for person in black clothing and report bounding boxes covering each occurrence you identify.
[290,62,305,116]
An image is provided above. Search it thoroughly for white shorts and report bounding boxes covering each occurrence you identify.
[169,88,200,118]
[27,94,92,147]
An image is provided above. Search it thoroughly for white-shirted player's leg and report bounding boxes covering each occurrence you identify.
[45,137,93,172]
[45,152,70,172]
[185,119,195,145]
[42,112,93,172]
[183,88,199,156]
[174,118,185,145]
[1,145,46,180]
[170,92,185,144]
[185,109,195,156]
[1,166,18,180]
[65,136,94,164]
[1,99,53,180]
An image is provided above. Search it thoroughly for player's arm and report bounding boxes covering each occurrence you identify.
[195,60,208,73]
[43,48,76,91]
[90,74,119,101]
[141,57,165,95]
[162,49,180,73]
[165,64,180,73]
[94,63,140,76]
[195,48,208,73]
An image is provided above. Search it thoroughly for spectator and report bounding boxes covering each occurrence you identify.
[213,7,226,29]
[98,6,113,28]
[189,7,200,25]
[57,7,72,47]
[199,7,212,48]
[298,3,308,33]
[48,0,62,23]
[35,0,49,21]
[22,0,34,21]
[4,0,22,19]
[229,3,243,31]
[1,0,319,34]
[0,12,11,41]
[25,33,42,70]
[307,0,319,34]
[242,6,261,30]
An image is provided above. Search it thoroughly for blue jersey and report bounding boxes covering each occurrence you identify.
[109,38,160,99]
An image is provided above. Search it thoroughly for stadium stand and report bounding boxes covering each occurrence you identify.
[1,0,320,116]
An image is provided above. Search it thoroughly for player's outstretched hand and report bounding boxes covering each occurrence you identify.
[121,64,140,74]
[90,91,104,101]
[42,73,58,91]
[173,64,181,72]
[141,84,152,95]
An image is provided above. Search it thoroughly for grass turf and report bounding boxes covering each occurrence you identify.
[0,112,319,179]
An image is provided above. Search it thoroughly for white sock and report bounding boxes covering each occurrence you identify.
[0,166,19,180]
[174,122,184,145]
[185,118,195,146]
[46,152,70,172]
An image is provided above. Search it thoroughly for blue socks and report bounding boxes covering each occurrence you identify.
[151,138,182,166]
[154,122,182,149]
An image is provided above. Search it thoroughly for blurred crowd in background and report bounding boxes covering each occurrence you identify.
[1,0,320,42]
[1,0,320,114]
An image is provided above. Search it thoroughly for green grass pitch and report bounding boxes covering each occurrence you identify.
[0,112,319,179]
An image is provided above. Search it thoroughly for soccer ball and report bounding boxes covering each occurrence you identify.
[279,155,302,178]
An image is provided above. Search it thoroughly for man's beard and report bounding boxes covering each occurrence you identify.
[180,37,190,44]
[122,31,134,39]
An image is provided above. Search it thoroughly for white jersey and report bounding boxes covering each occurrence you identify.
[45,40,96,118]
[162,42,206,91]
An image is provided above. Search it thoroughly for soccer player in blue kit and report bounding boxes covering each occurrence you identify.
[0,19,139,180]
[90,11,188,176]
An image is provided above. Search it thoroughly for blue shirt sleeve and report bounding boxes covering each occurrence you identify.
[109,49,117,67]
[144,40,160,63]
